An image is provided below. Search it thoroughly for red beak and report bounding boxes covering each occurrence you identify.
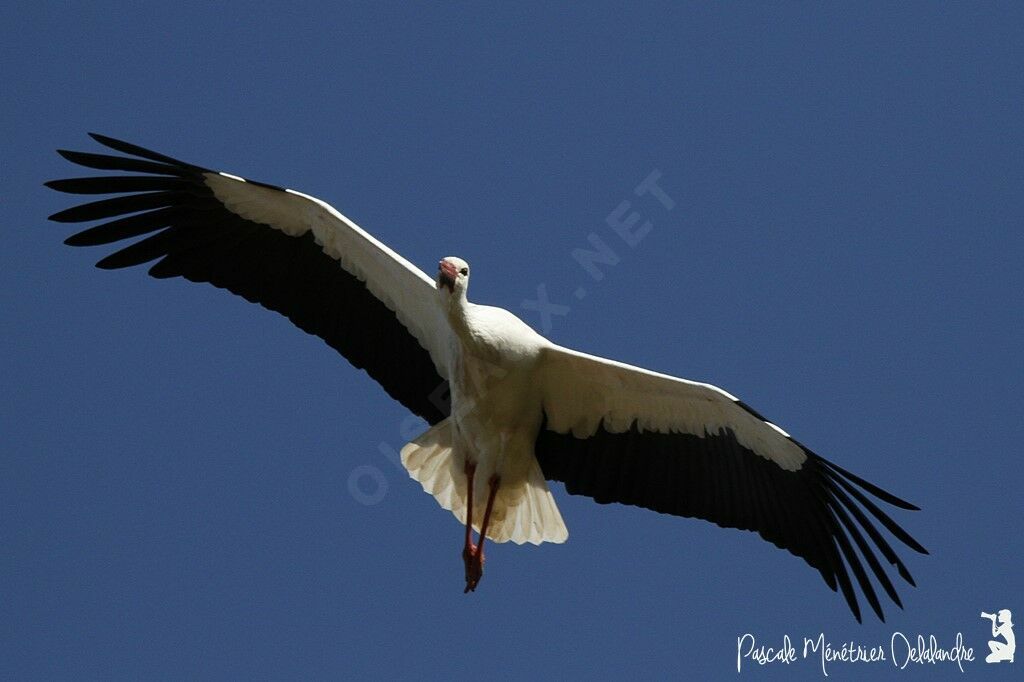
[438,260,457,292]
[439,260,458,279]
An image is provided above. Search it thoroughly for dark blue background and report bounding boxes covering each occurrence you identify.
[3,3,1022,679]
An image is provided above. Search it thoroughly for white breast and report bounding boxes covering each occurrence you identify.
[446,304,547,481]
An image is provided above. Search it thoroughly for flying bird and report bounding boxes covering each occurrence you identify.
[47,134,926,621]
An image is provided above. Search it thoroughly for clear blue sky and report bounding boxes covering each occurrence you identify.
[3,3,1022,680]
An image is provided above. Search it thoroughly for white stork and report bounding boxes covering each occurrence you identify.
[48,134,926,621]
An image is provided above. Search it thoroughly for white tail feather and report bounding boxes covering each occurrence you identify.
[400,419,568,545]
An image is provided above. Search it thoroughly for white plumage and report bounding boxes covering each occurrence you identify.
[48,134,926,621]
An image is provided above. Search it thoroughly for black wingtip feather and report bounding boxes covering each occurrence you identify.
[829,469,928,556]
[62,207,181,247]
[45,176,189,195]
[818,456,921,511]
[87,133,202,171]
[898,564,916,587]
[828,494,899,617]
[55,148,187,176]
[48,192,180,224]
[822,475,910,607]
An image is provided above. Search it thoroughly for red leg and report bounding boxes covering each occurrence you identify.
[477,475,501,557]
[464,475,500,593]
[462,461,478,591]
[463,460,476,552]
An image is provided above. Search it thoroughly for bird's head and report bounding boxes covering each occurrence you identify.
[437,257,470,297]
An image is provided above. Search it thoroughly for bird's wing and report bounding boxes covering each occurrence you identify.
[532,344,926,622]
[48,134,450,424]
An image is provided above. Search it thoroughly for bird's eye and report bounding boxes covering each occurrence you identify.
[460,268,468,276]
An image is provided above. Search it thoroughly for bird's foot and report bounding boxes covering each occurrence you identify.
[462,543,484,593]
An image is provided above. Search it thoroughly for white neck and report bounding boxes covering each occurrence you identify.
[440,287,470,327]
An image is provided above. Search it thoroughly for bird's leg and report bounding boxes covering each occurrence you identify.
[477,475,501,556]
[462,460,478,590]
[464,474,500,593]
